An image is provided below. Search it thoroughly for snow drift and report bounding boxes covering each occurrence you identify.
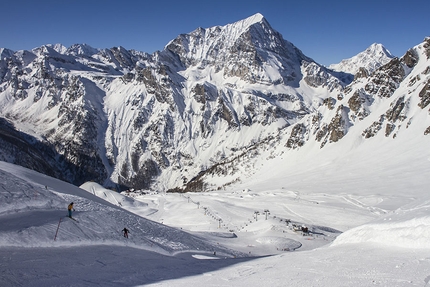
[332,196,430,249]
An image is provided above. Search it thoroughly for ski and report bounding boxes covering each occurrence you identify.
[68,216,79,223]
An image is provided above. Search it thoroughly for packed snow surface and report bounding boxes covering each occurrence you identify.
[1,141,430,287]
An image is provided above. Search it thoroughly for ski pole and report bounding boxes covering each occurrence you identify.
[54,217,62,241]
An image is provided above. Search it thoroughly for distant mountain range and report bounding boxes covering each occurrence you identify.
[0,13,429,192]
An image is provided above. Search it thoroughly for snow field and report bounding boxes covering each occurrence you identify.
[0,163,241,258]
[2,141,430,286]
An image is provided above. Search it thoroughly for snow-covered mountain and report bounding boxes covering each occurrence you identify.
[329,43,394,75]
[0,14,429,195]
[0,13,347,190]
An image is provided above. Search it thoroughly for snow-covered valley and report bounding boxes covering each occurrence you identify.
[1,125,430,286]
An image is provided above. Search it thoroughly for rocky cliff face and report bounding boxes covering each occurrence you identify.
[0,15,428,193]
[305,38,430,146]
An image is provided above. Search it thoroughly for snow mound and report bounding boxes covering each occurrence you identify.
[332,199,430,249]
[256,236,301,251]
[80,181,149,212]
[192,254,220,260]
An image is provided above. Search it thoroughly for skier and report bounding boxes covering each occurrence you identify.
[68,202,75,218]
[122,227,129,238]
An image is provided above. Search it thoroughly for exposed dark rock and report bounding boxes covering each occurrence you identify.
[408,74,421,87]
[386,96,407,122]
[365,58,405,98]
[119,159,159,190]
[424,37,430,59]
[286,123,306,149]
[328,105,349,143]
[347,90,373,120]
[362,116,384,138]
[110,46,136,69]
[402,49,419,68]
[214,97,237,127]
[122,72,134,83]
[303,61,345,91]
[192,83,206,104]
[354,67,369,80]
[385,123,396,137]
[315,123,328,143]
[323,97,336,110]
[418,79,430,108]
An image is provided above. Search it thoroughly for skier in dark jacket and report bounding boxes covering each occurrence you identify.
[122,227,129,238]
[68,202,75,218]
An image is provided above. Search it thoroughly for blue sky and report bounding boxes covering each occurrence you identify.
[1,0,428,66]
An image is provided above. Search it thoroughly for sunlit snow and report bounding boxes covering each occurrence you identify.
[1,137,430,287]
[1,14,430,287]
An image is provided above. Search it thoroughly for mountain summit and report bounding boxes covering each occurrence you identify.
[164,12,311,86]
[329,43,394,75]
[222,12,266,34]
[240,12,265,25]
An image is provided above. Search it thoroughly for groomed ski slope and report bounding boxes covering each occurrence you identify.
[0,161,245,256]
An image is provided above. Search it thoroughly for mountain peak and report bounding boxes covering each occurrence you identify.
[222,13,268,36]
[240,13,265,26]
[366,43,392,57]
[164,12,307,84]
[329,43,394,75]
[66,43,99,56]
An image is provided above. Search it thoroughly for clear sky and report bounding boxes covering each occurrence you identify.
[1,0,428,66]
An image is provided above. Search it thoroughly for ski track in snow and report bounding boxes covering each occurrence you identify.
[340,194,387,215]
